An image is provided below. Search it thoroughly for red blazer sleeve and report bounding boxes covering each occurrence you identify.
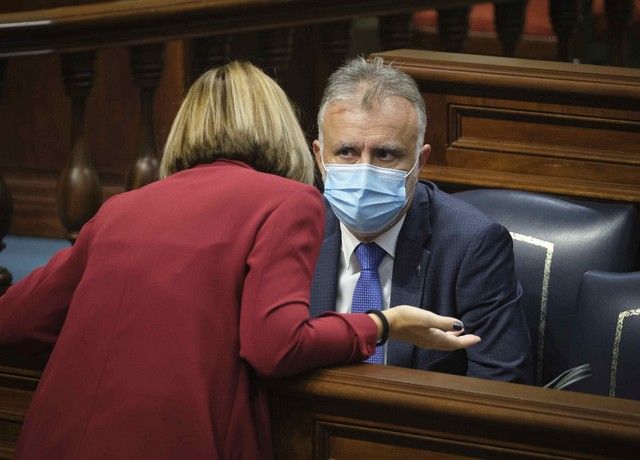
[0,219,94,353]
[238,186,377,378]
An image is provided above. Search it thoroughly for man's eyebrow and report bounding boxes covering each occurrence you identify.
[333,142,360,152]
[372,145,407,156]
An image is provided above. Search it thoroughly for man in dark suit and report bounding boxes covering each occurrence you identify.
[310,57,533,383]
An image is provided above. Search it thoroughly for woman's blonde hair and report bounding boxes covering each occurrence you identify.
[160,61,314,184]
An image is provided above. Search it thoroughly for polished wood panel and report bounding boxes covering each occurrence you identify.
[0,386,32,459]
[372,49,640,203]
[268,364,640,459]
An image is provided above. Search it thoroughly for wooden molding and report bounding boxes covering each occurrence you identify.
[268,364,640,458]
[448,105,640,165]
[372,49,640,100]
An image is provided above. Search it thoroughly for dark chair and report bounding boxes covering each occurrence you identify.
[454,189,639,385]
[568,271,640,400]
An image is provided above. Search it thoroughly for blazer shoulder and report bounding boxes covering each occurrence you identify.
[427,185,507,239]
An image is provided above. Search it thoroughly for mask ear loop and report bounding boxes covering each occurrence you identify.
[403,153,420,178]
[320,150,328,174]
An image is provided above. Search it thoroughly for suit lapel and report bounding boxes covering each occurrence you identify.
[309,201,342,317]
[387,183,432,367]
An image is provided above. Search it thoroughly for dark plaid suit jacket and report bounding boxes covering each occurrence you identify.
[310,181,533,384]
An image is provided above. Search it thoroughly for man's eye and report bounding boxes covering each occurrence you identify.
[337,148,356,158]
[376,150,397,162]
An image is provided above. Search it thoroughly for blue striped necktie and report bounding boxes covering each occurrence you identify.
[351,242,386,364]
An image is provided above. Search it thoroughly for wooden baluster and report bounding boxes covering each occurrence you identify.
[260,28,294,76]
[0,175,12,295]
[494,1,526,57]
[605,0,634,66]
[190,34,232,85]
[550,0,579,61]
[321,20,353,69]
[126,44,164,191]
[437,7,471,53]
[58,51,102,243]
[379,13,412,51]
[0,59,5,100]
[0,58,12,294]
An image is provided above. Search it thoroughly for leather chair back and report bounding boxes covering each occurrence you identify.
[454,189,639,385]
[569,271,640,400]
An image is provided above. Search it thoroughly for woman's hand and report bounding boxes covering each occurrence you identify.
[369,305,481,351]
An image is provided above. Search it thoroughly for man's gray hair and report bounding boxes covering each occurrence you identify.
[317,56,427,152]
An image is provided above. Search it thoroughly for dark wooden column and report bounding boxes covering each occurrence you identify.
[0,175,11,295]
[261,28,295,76]
[126,44,164,191]
[379,13,412,51]
[437,7,471,53]
[190,34,232,84]
[321,20,353,69]
[0,59,13,295]
[550,0,579,61]
[0,60,5,104]
[494,1,526,57]
[58,51,102,243]
[605,0,634,66]
[0,59,12,294]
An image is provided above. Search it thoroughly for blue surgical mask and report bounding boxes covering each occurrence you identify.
[322,157,418,235]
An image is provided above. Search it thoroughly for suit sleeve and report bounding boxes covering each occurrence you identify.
[456,223,534,384]
[0,219,94,354]
[238,186,377,378]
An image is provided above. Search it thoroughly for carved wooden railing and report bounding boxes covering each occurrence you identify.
[0,0,636,247]
[0,0,526,244]
[417,0,639,65]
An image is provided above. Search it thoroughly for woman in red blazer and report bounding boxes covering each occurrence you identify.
[0,61,478,459]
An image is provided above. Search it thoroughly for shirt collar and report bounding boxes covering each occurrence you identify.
[340,216,406,271]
